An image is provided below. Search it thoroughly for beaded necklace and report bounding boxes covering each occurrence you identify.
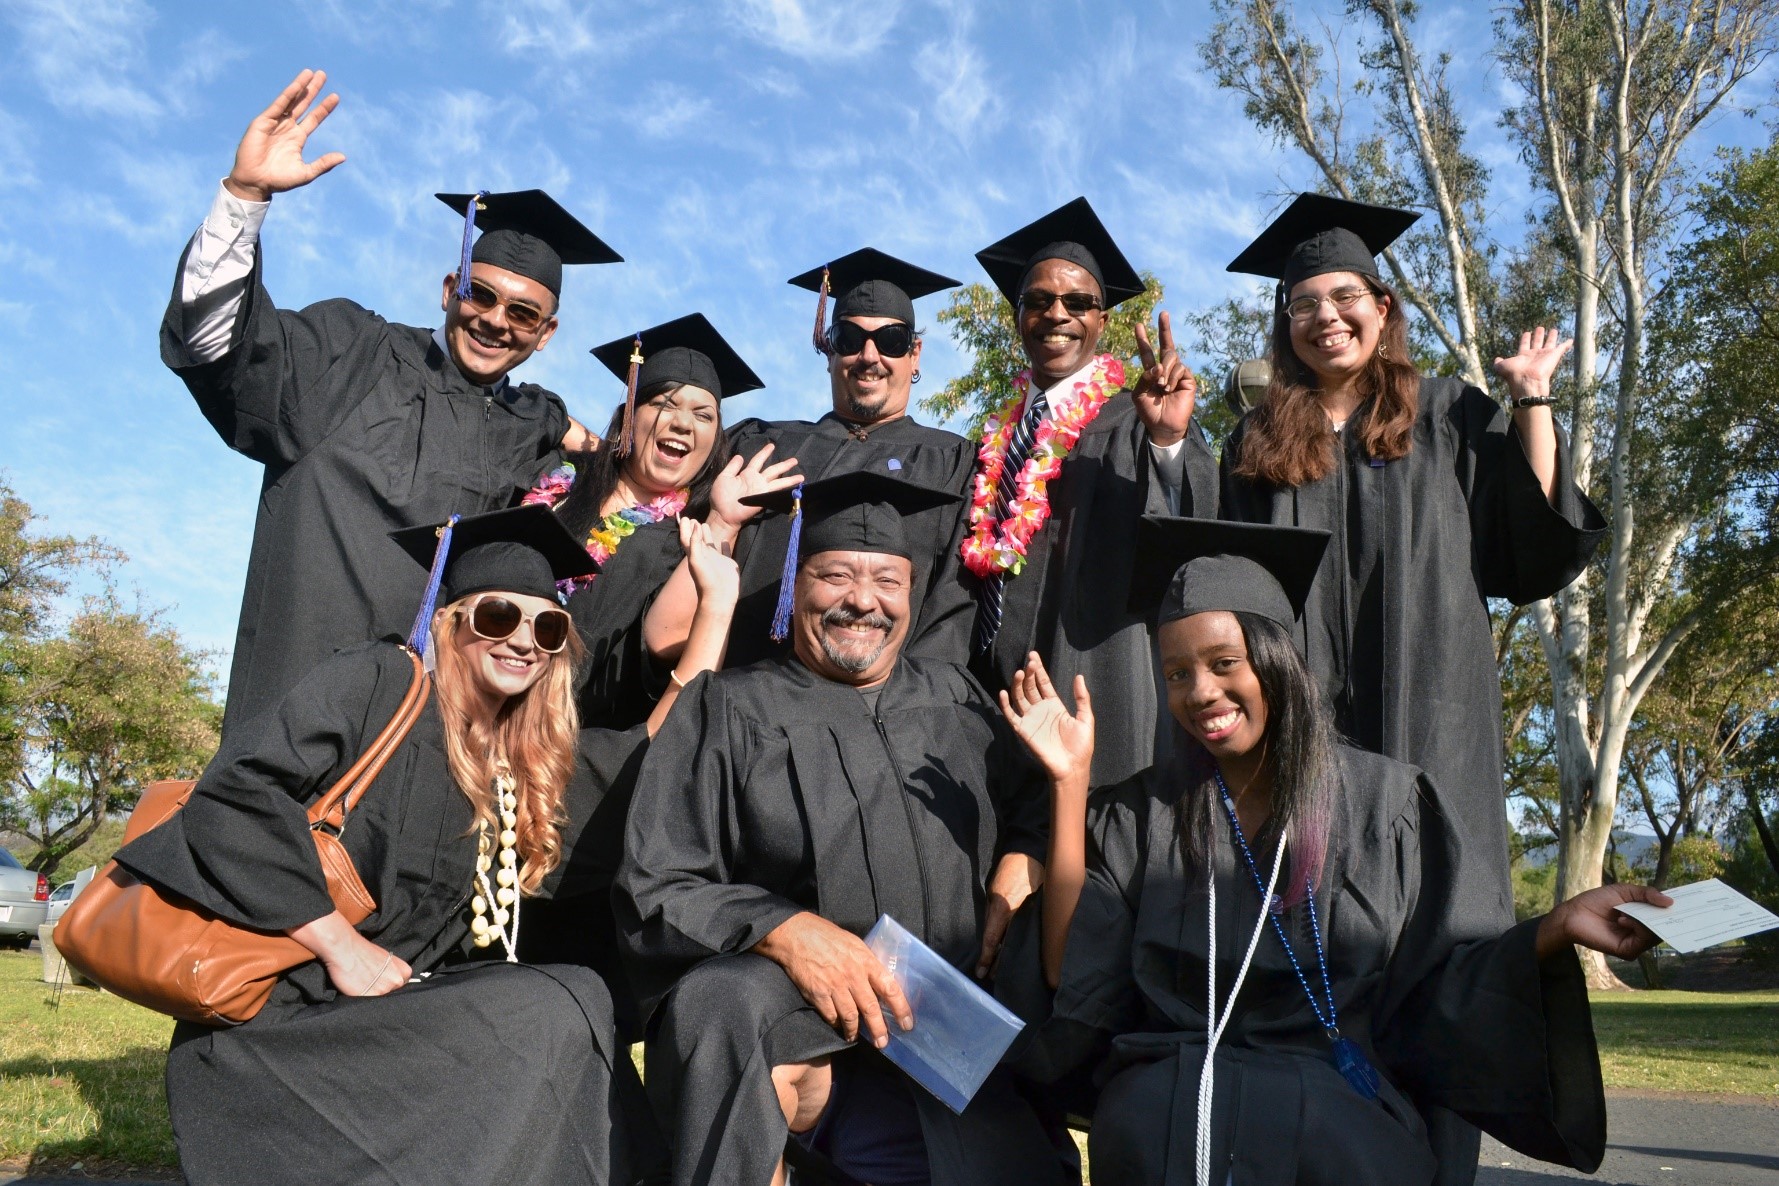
[469,762,522,961]
[1213,769,1380,1100]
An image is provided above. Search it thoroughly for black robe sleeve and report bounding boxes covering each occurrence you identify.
[615,672,807,1011]
[1450,382,1607,604]
[113,644,417,931]
[567,518,684,727]
[997,774,1149,1083]
[1374,769,1607,1171]
[161,246,393,469]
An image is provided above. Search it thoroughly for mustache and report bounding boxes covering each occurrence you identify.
[822,606,895,632]
[845,362,892,380]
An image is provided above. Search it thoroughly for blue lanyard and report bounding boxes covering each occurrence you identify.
[1214,770,1380,1099]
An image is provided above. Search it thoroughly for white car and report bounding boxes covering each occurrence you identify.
[45,881,78,925]
[0,848,50,948]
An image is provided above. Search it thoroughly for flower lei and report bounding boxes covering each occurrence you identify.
[522,463,689,593]
[960,354,1125,578]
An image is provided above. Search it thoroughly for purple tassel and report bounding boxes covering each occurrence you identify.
[407,514,460,655]
[768,483,803,642]
[454,191,489,301]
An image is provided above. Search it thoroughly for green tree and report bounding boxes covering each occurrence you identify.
[919,274,1165,431]
[5,597,220,877]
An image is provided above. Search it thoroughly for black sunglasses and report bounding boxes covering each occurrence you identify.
[1018,289,1103,316]
[825,320,916,359]
[458,279,551,334]
[464,595,573,653]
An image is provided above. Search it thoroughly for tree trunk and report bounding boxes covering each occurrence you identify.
[1748,782,1779,880]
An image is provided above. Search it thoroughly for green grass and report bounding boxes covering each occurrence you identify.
[0,950,176,1169]
[1589,989,1779,1095]
[1,950,1772,1177]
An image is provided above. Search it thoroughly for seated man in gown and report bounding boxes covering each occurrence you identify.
[616,471,1073,1186]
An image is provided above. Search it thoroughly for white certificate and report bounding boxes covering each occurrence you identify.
[1614,878,1779,954]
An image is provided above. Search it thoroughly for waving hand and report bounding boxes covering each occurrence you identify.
[225,69,346,203]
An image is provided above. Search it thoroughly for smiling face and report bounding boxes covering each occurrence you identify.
[791,550,913,687]
[827,316,922,424]
[1017,257,1107,386]
[450,590,561,712]
[1285,270,1390,390]
[621,383,721,497]
[439,262,560,386]
[1160,611,1270,772]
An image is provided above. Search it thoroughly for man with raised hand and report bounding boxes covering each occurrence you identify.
[965,196,1216,788]
[618,472,1070,1186]
[165,69,612,733]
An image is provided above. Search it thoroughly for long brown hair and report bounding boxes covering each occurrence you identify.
[1230,278,1420,488]
[430,597,586,895]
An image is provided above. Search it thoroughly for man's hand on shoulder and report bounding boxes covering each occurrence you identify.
[224,69,346,204]
[754,911,912,1049]
[561,416,599,453]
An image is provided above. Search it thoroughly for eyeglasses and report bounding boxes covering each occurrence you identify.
[462,595,573,653]
[457,279,552,334]
[825,320,916,358]
[1284,287,1377,322]
[1018,289,1103,316]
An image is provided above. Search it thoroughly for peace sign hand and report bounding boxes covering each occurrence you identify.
[1131,311,1198,448]
[225,69,347,203]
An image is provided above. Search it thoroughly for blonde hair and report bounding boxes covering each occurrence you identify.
[429,596,585,895]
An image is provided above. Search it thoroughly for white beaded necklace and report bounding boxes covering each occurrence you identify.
[469,762,522,961]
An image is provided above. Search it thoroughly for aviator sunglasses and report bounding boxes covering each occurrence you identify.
[457,279,552,334]
[462,595,573,653]
[1019,289,1103,316]
[825,320,916,358]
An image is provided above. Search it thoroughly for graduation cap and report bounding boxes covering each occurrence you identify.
[1130,515,1330,630]
[787,248,962,355]
[740,466,964,640]
[975,196,1144,311]
[392,504,598,655]
[435,189,621,299]
[590,313,764,457]
[1225,193,1419,298]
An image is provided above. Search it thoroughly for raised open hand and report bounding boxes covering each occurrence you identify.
[998,652,1094,785]
[225,69,346,203]
[1491,326,1573,404]
[679,516,739,606]
[1131,311,1198,448]
[709,444,802,534]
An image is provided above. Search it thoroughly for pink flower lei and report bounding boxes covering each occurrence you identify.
[959,354,1125,579]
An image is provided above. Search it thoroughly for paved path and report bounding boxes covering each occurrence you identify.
[1478,1091,1779,1185]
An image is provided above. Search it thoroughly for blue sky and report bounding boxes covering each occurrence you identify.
[1,0,1770,686]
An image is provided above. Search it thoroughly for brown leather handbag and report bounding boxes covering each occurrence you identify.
[56,649,431,1026]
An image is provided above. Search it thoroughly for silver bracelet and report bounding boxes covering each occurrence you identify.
[1511,394,1558,409]
[373,951,395,983]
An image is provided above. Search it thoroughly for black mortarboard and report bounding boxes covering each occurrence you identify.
[1225,193,1419,296]
[590,313,763,457]
[975,196,1144,310]
[740,464,963,639]
[1130,516,1329,630]
[787,248,962,354]
[435,189,621,298]
[392,505,598,653]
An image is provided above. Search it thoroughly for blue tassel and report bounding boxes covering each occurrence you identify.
[768,483,803,642]
[454,191,488,300]
[407,514,460,655]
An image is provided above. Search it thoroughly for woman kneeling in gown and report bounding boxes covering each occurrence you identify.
[995,516,1667,1186]
[113,505,671,1185]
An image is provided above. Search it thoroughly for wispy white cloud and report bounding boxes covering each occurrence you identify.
[629,83,716,139]
[501,0,601,59]
[304,0,452,49]
[7,0,160,121]
[914,17,1003,144]
[725,0,904,60]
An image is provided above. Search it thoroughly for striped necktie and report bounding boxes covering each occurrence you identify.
[973,388,1049,653]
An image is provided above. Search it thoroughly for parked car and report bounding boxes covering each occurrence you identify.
[45,881,77,925]
[0,848,49,948]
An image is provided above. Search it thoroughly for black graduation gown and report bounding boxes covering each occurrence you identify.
[723,414,977,668]
[997,745,1607,1186]
[112,643,642,1186]
[1218,378,1606,910]
[976,394,1219,787]
[615,657,1069,1186]
[161,251,568,736]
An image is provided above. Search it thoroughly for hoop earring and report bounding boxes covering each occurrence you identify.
[911,370,922,384]
[1377,339,1389,361]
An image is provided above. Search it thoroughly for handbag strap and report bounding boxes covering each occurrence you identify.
[308,647,432,834]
